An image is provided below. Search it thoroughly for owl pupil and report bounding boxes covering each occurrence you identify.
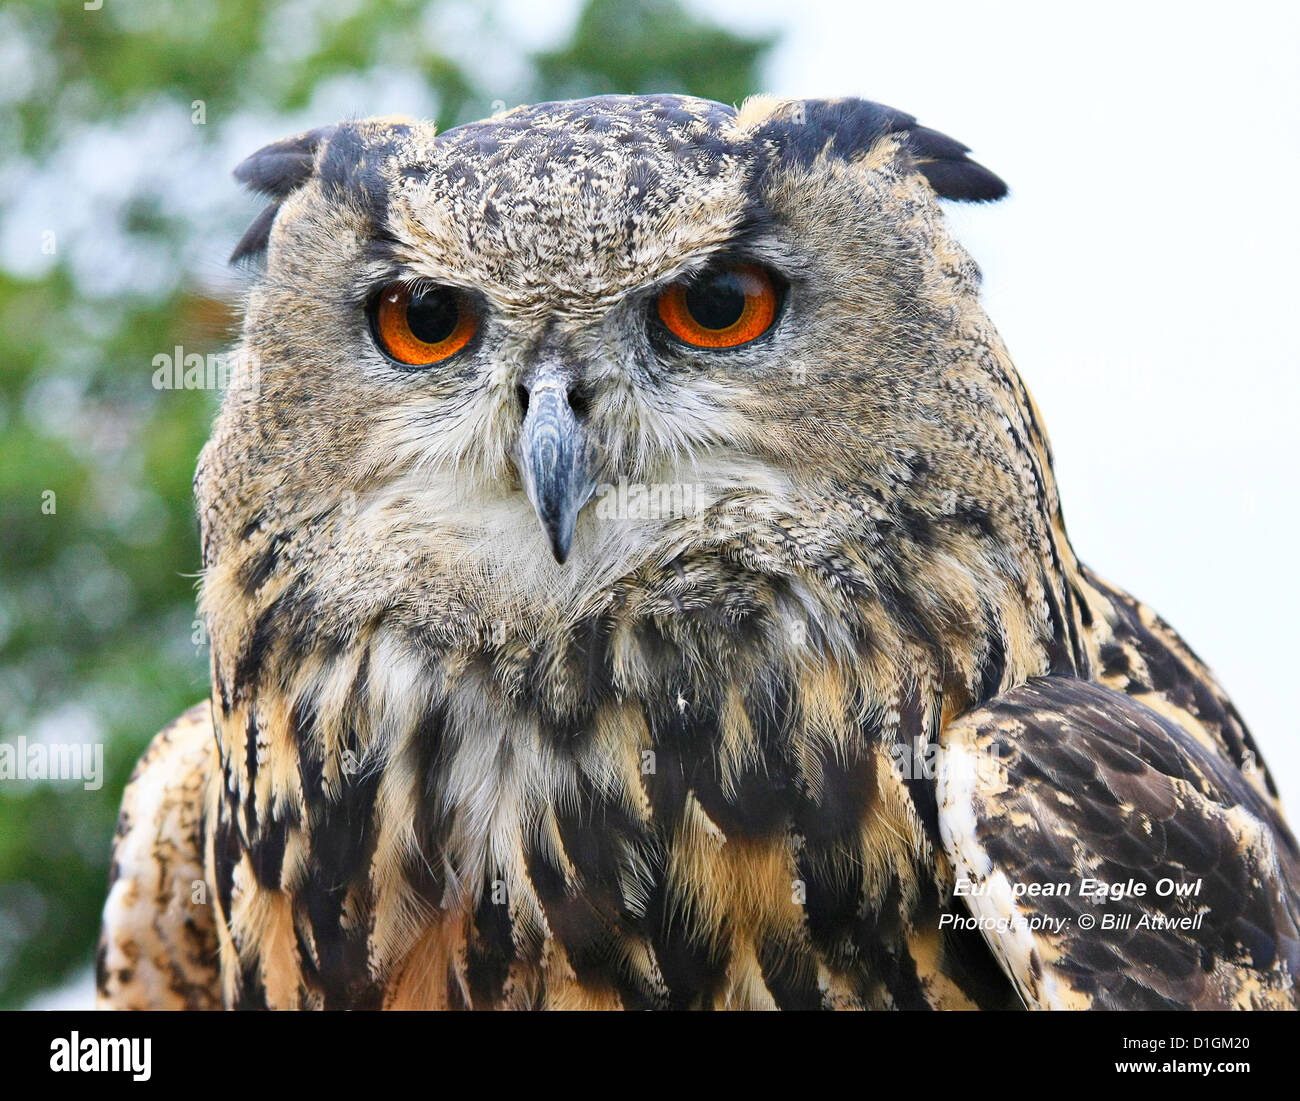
[406,290,459,344]
[685,273,745,330]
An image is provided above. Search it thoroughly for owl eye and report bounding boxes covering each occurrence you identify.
[655,263,779,349]
[371,282,478,366]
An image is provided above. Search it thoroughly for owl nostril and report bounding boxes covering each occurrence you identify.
[566,383,591,420]
[516,380,591,422]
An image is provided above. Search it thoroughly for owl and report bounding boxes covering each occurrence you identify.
[97,94,1299,1010]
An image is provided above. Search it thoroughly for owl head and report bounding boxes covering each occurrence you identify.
[200,95,1046,651]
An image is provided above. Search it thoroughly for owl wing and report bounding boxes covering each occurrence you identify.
[96,703,222,1010]
[936,677,1300,1009]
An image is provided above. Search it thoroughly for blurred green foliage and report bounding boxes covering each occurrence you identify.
[0,0,771,1008]
[537,0,773,105]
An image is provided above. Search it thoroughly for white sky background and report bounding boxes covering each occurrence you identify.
[506,0,1300,810]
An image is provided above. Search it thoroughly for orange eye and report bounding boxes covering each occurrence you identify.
[373,282,478,366]
[655,263,779,348]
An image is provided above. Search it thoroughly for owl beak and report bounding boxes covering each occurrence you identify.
[516,376,596,564]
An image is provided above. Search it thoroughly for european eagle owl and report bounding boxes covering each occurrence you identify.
[97,95,1300,1010]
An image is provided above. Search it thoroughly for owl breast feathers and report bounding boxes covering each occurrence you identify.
[97,94,1299,1010]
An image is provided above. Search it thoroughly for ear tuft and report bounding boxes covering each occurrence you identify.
[233,126,336,198]
[905,123,1007,202]
[753,98,1007,203]
[229,203,280,265]
[229,126,336,264]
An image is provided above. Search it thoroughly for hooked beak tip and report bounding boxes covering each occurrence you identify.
[537,503,577,565]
